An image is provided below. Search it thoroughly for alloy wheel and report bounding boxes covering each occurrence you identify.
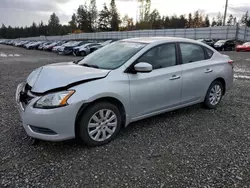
[209,84,222,106]
[87,109,117,142]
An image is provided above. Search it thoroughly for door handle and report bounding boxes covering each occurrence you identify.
[205,69,213,73]
[170,75,181,80]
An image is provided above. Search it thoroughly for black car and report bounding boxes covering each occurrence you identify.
[213,40,235,51]
[197,39,215,46]
[63,41,87,55]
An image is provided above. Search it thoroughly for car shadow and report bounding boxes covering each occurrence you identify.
[29,103,204,149]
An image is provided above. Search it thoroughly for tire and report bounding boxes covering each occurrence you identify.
[80,51,86,56]
[78,102,122,146]
[203,81,224,109]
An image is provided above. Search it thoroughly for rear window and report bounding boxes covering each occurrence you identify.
[205,48,214,59]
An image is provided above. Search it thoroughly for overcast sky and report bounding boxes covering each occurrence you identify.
[0,0,250,27]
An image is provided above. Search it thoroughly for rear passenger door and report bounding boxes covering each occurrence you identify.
[179,43,216,105]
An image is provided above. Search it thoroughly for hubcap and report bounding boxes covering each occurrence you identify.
[88,109,117,142]
[209,84,222,106]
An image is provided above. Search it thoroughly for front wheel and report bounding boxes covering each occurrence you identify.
[203,81,224,109]
[78,102,122,146]
[80,51,86,56]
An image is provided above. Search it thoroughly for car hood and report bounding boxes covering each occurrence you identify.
[27,62,110,93]
[237,45,248,48]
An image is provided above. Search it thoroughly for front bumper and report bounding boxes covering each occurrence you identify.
[15,83,81,141]
[214,46,222,50]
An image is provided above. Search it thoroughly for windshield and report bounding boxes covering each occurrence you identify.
[78,41,146,70]
[243,42,250,46]
[80,43,91,48]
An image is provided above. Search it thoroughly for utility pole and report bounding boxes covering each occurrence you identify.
[223,0,228,26]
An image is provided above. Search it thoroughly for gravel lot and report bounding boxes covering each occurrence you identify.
[1,44,250,188]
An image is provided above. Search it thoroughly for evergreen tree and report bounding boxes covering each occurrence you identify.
[193,11,200,27]
[31,22,38,37]
[48,13,60,35]
[98,3,111,31]
[216,12,223,26]
[69,13,77,32]
[204,15,210,27]
[0,24,7,38]
[163,16,170,28]
[77,4,89,32]
[241,11,250,26]
[88,0,98,31]
[227,14,234,26]
[110,0,121,31]
[149,9,162,29]
[211,17,217,26]
[186,13,193,28]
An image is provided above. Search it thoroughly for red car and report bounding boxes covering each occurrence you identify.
[236,42,250,52]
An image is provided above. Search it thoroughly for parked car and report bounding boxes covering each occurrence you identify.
[213,40,235,51]
[44,41,66,51]
[38,42,52,50]
[58,41,87,55]
[236,42,250,52]
[197,39,215,46]
[15,37,234,146]
[24,42,35,49]
[53,41,74,53]
[16,41,29,47]
[88,44,103,53]
[73,43,101,56]
[0,39,6,44]
[26,41,44,49]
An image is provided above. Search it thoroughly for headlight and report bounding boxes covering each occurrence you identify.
[34,90,75,109]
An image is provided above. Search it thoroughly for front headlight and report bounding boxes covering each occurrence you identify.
[34,90,75,109]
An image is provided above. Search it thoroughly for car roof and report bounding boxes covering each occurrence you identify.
[121,37,200,44]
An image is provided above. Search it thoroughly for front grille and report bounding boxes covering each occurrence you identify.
[29,125,57,135]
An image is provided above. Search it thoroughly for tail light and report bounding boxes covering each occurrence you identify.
[228,60,234,68]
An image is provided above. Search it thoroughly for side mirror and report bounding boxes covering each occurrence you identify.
[134,62,153,73]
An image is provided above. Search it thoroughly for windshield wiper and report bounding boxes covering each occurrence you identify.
[82,63,99,69]
[73,57,84,64]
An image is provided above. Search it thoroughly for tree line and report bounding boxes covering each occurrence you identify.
[0,0,250,39]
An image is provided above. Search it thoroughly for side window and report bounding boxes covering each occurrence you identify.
[89,44,98,47]
[205,47,214,59]
[179,43,205,64]
[138,43,176,69]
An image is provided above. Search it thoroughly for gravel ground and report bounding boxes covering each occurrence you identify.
[1,45,250,188]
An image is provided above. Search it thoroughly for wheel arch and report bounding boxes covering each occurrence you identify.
[213,77,226,95]
[74,97,127,138]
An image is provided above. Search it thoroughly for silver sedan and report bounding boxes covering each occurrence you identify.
[16,37,234,146]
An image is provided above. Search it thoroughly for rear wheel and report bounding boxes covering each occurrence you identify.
[203,81,223,109]
[78,102,122,146]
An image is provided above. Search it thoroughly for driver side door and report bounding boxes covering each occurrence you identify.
[128,43,182,120]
